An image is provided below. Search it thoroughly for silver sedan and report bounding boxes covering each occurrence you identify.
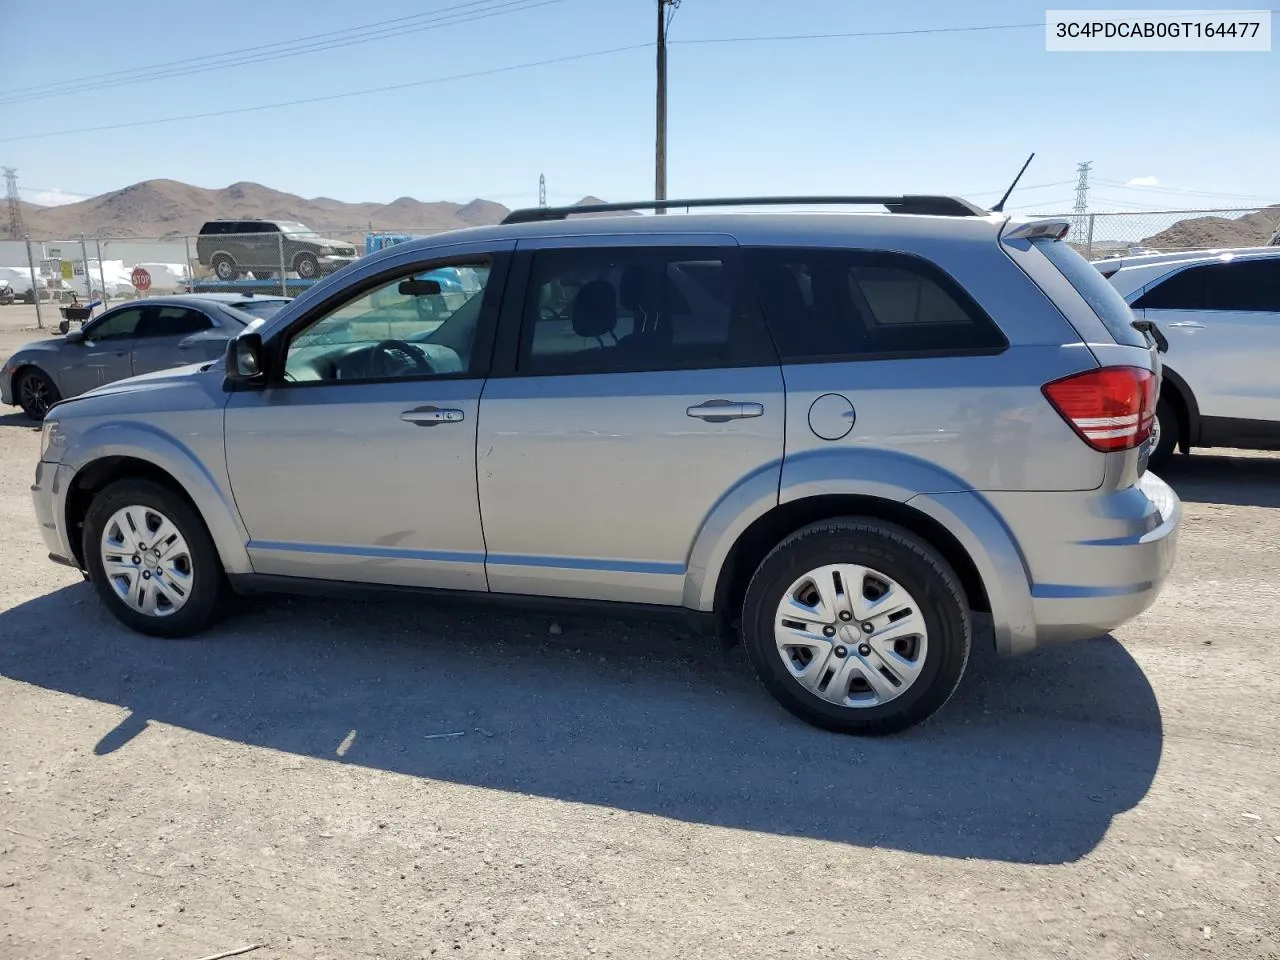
[1,294,290,420]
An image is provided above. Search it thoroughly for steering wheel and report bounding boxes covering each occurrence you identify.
[369,339,436,378]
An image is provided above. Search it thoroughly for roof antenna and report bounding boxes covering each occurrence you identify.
[991,152,1035,213]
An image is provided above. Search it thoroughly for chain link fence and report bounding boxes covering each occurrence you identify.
[1031,206,1280,260]
[3,207,1278,328]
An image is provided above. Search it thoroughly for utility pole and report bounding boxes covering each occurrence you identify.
[3,167,24,240]
[538,173,546,208]
[655,0,679,213]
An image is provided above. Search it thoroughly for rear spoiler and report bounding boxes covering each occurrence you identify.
[1002,218,1071,242]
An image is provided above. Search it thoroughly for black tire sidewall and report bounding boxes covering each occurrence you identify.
[1150,398,1179,469]
[83,479,225,638]
[742,520,970,735]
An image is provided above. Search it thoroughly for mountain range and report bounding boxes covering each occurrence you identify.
[12,179,614,241]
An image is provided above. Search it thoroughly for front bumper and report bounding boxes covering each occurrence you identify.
[317,255,359,274]
[32,460,78,568]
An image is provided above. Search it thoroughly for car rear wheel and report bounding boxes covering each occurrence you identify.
[741,518,971,735]
[1148,397,1179,469]
[211,254,238,281]
[16,367,60,420]
[83,479,228,638]
[294,252,319,279]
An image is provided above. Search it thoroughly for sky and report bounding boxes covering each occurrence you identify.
[0,0,1277,215]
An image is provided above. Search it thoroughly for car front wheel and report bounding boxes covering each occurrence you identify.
[83,479,227,638]
[294,253,319,279]
[741,518,971,735]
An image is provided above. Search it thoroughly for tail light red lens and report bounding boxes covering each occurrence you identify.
[1042,366,1157,452]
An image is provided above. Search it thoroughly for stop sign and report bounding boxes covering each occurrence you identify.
[131,266,151,291]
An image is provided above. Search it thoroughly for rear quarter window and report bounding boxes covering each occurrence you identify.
[1033,239,1147,347]
[742,247,1006,360]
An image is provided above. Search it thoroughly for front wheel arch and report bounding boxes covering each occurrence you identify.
[66,457,206,569]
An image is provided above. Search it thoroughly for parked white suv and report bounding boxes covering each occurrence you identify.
[1097,247,1280,466]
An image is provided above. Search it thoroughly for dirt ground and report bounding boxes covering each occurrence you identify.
[0,302,1277,960]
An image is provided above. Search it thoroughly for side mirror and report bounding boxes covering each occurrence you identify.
[64,329,84,344]
[225,332,265,381]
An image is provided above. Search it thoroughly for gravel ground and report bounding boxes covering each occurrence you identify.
[0,303,1277,959]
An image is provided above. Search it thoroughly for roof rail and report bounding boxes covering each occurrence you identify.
[501,195,989,225]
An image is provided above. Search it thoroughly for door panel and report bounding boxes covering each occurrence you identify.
[478,369,784,604]
[1136,259,1280,421]
[1146,309,1280,422]
[477,240,785,606]
[59,305,143,396]
[130,305,227,376]
[225,380,487,590]
[223,250,507,591]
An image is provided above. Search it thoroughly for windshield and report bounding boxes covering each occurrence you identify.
[227,298,290,320]
[1032,238,1148,348]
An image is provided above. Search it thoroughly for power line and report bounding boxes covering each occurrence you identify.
[672,21,1043,46]
[0,43,653,144]
[0,19,1148,144]
[1092,178,1277,204]
[0,0,568,106]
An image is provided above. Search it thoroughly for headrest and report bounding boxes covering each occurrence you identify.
[571,280,618,339]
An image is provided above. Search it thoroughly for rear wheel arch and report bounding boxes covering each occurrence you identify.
[711,494,990,641]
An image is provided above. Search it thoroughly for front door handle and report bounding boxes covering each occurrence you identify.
[1167,321,1205,330]
[401,405,465,426]
[686,399,764,423]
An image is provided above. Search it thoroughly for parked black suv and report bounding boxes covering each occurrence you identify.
[196,219,359,281]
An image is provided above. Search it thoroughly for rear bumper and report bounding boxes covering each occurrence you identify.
[990,471,1181,651]
[32,460,77,568]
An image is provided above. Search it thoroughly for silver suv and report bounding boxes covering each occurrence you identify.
[31,196,1182,735]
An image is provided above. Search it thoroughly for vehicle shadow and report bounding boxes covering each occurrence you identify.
[1158,451,1280,508]
[0,412,38,429]
[0,584,1163,865]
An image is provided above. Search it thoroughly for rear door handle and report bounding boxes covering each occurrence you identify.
[1167,321,1205,330]
[401,405,465,426]
[686,399,764,422]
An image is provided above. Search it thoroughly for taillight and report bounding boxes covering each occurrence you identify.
[1042,366,1156,452]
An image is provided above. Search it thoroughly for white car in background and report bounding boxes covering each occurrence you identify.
[1096,246,1280,467]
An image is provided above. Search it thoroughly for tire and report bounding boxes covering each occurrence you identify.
[1148,397,1179,470]
[83,479,228,638]
[740,518,971,736]
[211,254,238,281]
[15,367,61,421]
[294,252,319,279]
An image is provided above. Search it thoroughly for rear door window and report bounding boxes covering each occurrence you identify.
[1032,238,1148,347]
[742,247,1006,360]
[518,246,776,375]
